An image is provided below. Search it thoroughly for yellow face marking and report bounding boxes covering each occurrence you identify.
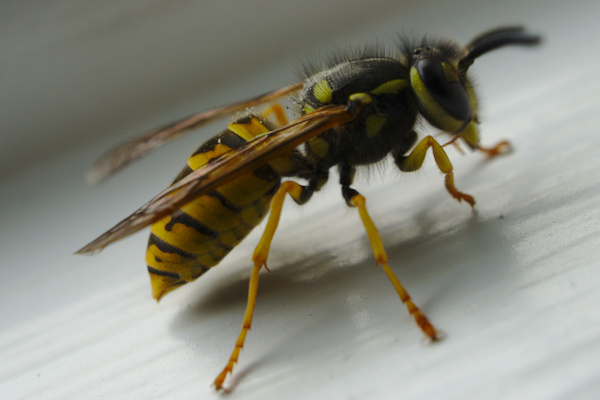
[366,115,387,137]
[409,67,464,133]
[313,79,333,104]
[441,62,459,82]
[371,79,409,95]
[458,120,480,149]
[465,81,478,114]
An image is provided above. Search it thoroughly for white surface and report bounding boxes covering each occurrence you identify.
[2,1,600,399]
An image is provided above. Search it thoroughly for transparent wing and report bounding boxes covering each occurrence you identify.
[87,82,303,184]
[76,104,357,255]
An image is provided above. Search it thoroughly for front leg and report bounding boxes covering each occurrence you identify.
[393,135,475,208]
[477,140,512,158]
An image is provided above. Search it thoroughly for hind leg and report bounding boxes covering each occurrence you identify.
[339,164,440,341]
[213,180,313,390]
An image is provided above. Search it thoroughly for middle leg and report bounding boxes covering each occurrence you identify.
[339,164,440,341]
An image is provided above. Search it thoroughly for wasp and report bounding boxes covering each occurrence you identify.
[76,27,540,390]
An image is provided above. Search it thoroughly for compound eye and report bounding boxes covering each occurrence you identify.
[415,59,471,122]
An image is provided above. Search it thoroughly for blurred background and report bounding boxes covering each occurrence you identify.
[2,1,600,399]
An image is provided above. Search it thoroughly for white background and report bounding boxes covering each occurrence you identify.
[2,1,600,399]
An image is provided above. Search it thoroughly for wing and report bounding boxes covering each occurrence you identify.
[76,104,357,255]
[87,82,303,184]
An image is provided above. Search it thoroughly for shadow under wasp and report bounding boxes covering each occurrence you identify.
[76,26,540,390]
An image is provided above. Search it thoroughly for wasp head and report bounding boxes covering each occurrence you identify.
[406,27,540,148]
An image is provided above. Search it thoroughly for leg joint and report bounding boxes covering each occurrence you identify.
[342,186,360,206]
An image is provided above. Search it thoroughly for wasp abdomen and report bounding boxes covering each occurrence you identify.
[146,117,281,300]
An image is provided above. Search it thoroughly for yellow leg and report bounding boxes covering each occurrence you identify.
[477,140,512,158]
[349,194,440,341]
[213,181,305,391]
[399,135,474,208]
[213,262,261,391]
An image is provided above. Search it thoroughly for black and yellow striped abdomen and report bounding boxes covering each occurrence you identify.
[146,116,282,300]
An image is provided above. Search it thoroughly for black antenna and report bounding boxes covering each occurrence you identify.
[458,27,541,73]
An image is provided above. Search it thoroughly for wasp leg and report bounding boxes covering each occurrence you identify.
[339,164,440,341]
[394,135,475,208]
[477,140,512,158]
[213,180,313,391]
